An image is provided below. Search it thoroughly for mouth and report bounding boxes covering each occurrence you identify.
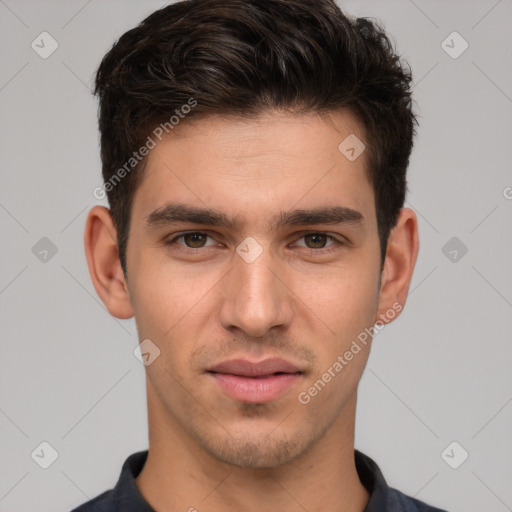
[207,358,303,404]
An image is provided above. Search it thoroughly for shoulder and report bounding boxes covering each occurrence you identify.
[387,487,449,512]
[70,489,114,512]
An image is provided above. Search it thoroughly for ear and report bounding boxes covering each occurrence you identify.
[375,208,419,325]
[84,206,134,319]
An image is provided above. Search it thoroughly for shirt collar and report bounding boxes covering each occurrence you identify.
[111,449,389,512]
[355,449,388,511]
[113,451,155,511]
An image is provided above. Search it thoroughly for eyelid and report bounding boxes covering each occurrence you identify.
[168,231,219,247]
[292,230,347,244]
[291,232,342,248]
[166,230,346,251]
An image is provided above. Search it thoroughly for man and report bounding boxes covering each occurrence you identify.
[76,0,448,510]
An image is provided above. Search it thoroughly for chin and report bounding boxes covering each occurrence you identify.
[198,431,316,469]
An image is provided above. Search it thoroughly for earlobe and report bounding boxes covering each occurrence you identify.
[84,206,134,320]
[375,208,419,325]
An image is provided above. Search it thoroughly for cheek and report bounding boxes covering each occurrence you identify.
[292,258,380,342]
[295,268,378,410]
[127,254,218,361]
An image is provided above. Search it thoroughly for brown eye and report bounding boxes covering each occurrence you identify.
[182,232,208,248]
[304,233,329,249]
[165,231,218,253]
[292,233,342,253]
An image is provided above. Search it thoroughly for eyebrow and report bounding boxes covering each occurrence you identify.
[145,202,364,231]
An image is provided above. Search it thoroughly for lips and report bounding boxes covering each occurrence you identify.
[208,358,301,377]
[207,358,302,403]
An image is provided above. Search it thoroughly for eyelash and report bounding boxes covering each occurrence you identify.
[165,231,344,255]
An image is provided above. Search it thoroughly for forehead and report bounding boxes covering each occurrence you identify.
[131,111,375,227]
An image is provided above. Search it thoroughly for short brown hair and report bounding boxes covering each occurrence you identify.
[94,0,417,275]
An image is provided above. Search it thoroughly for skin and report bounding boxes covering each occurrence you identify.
[84,110,419,512]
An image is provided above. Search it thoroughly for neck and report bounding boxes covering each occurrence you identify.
[136,392,369,512]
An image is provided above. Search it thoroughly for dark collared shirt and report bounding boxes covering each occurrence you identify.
[71,450,449,512]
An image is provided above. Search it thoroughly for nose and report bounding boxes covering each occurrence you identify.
[218,242,294,338]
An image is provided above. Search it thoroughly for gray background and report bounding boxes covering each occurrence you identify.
[0,1,511,511]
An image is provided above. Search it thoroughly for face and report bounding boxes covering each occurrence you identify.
[124,111,383,468]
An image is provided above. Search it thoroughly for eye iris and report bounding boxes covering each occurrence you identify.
[184,233,206,248]
[305,234,327,248]
[180,234,329,249]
